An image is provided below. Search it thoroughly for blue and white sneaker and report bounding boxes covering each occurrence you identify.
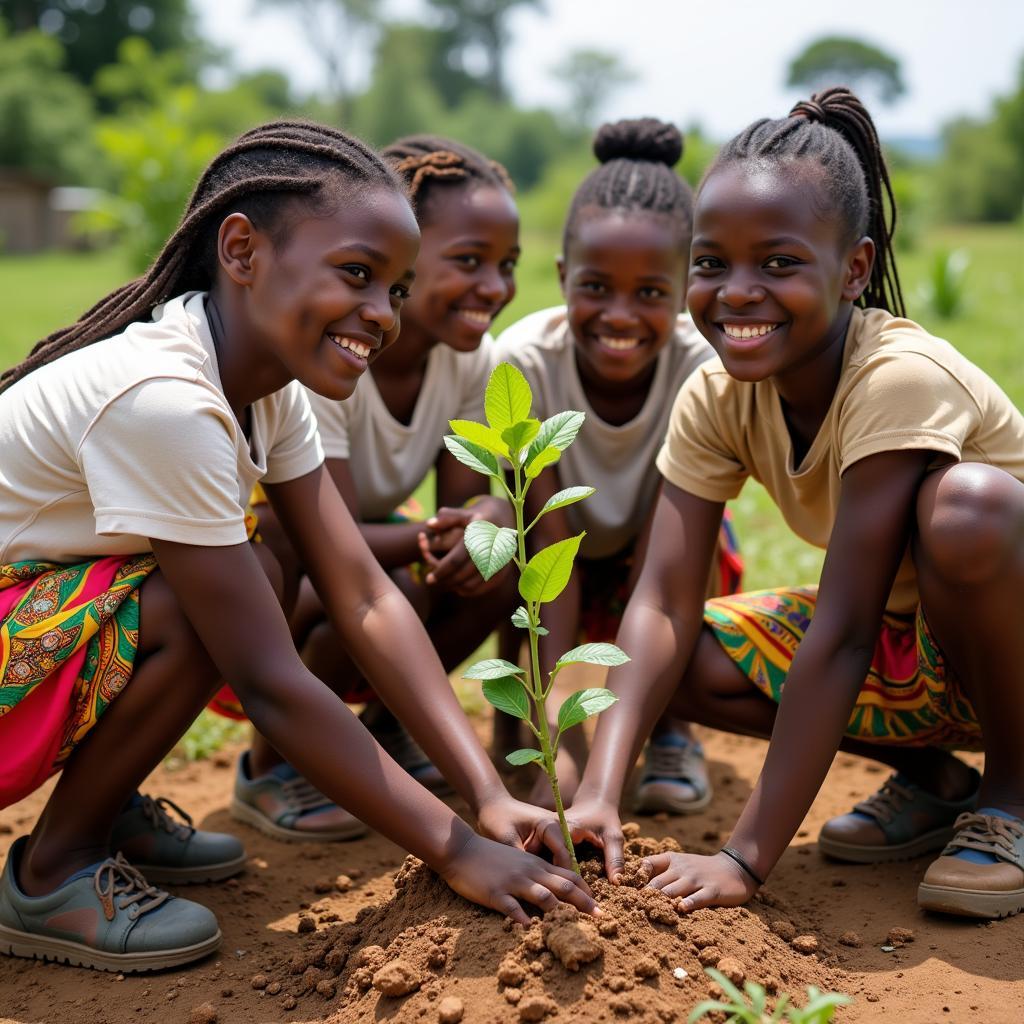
[634,732,713,815]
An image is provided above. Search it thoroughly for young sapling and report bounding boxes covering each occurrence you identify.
[445,362,628,873]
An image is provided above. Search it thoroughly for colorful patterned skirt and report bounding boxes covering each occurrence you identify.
[703,585,981,750]
[0,555,157,809]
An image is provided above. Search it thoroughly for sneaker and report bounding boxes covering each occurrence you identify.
[0,837,220,972]
[111,793,246,885]
[359,701,453,795]
[229,752,368,843]
[818,769,980,864]
[634,733,713,815]
[918,809,1024,919]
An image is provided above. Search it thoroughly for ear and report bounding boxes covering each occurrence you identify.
[217,213,262,287]
[841,236,875,302]
[556,254,567,295]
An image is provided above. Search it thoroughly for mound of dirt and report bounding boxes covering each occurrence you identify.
[264,836,847,1022]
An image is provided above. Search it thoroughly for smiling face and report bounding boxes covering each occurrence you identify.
[687,162,872,384]
[399,184,520,353]
[238,186,420,401]
[561,210,687,387]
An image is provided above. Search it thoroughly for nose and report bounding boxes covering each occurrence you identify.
[601,296,639,331]
[359,285,398,333]
[716,271,766,307]
[475,265,509,304]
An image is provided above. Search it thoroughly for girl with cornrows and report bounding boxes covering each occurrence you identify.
[495,118,741,813]
[0,121,598,974]
[230,136,523,839]
[555,89,1024,921]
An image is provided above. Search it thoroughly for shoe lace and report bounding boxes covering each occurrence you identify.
[946,812,1024,863]
[281,775,334,813]
[94,853,169,922]
[139,795,194,840]
[852,775,915,825]
[647,741,701,781]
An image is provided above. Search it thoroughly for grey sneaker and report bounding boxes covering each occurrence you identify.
[360,701,453,795]
[0,837,220,972]
[111,794,246,885]
[230,751,368,843]
[634,733,713,815]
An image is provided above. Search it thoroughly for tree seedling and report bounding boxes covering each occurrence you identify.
[688,968,852,1023]
[445,362,628,873]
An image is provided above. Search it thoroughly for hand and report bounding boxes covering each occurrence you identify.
[418,498,511,594]
[643,851,758,912]
[439,832,601,926]
[475,793,575,870]
[535,796,626,884]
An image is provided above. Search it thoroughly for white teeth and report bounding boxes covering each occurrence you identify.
[722,323,777,339]
[459,310,492,326]
[598,335,640,351]
[329,334,372,359]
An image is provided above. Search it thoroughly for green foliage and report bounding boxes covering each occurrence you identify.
[553,48,635,130]
[450,361,626,870]
[689,968,852,1023]
[786,35,905,104]
[919,248,970,319]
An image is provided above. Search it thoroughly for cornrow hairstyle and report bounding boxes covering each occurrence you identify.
[381,135,514,225]
[563,117,693,253]
[706,86,904,316]
[1,120,403,394]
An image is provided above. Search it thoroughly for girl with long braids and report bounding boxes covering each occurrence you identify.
[553,89,1024,920]
[0,122,598,974]
[228,135,523,839]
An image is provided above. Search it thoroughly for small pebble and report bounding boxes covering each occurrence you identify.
[673,967,689,981]
[250,974,268,990]
[880,945,896,953]
[335,874,353,892]
[188,1003,217,1024]
[296,913,316,934]
[280,994,296,1010]
[437,995,464,1023]
[716,957,745,985]
[518,994,557,1021]
[791,934,818,955]
[887,926,915,946]
[838,931,863,948]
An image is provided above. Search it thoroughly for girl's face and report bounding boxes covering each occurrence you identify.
[241,187,420,400]
[687,163,872,384]
[560,211,686,386]
[400,185,520,352]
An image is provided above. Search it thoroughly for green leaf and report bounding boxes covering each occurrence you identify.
[506,747,544,766]
[485,362,532,432]
[527,410,585,463]
[539,486,595,517]
[555,643,631,670]
[463,658,526,681]
[519,533,584,604]
[449,419,509,458]
[443,435,500,478]
[511,606,548,635]
[464,521,517,581]
[501,418,541,458]
[482,677,531,721]
[524,445,561,479]
[556,688,618,732]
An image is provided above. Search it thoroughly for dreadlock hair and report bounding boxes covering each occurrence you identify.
[563,118,692,253]
[705,86,904,316]
[381,135,514,226]
[1,120,403,395]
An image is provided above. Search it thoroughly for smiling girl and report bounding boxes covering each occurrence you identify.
[0,122,597,974]
[558,90,1024,921]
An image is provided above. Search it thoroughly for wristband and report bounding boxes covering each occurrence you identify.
[720,846,765,888]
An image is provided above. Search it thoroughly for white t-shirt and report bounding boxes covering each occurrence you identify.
[495,306,714,559]
[0,292,324,564]
[307,340,496,521]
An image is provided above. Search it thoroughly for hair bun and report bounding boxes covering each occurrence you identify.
[592,118,684,167]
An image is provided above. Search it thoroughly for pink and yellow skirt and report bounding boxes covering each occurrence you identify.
[703,585,981,750]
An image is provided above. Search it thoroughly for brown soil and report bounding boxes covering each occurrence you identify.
[2,724,1022,1024]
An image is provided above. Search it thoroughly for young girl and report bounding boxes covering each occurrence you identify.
[0,121,598,974]
[558,90,1024,920]
[231,136,523,836]
[495,118,741,812]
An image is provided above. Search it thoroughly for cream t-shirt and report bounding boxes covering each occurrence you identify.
[496,306,714,559]
[657,307,1024,613]
[0,292,324,564]
[307,340,496,521]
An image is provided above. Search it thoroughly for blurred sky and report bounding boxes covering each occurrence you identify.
[199,0,1024,140]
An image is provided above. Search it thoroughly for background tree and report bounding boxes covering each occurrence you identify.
[786,35,906,105]
[553,48,635,131]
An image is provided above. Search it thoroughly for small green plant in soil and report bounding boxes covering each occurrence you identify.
[446,362,627,873]
[688,967,852,1023]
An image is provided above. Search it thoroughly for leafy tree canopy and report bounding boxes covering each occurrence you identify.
[787,35,906,104]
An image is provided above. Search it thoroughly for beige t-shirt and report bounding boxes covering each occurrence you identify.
[496,306,714,559]
[0,292,323,564]
[657,306,1024,613]
[307,340,496,521]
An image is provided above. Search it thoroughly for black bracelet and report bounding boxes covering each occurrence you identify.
[720,846,765,888]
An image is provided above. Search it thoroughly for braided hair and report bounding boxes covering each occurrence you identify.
[382,135,514,225]
[1,120,402,394]
[564,118,692,253]
[706,86,904,316]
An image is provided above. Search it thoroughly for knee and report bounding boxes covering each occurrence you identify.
[138,573,212,670]
[916,463,1024,585]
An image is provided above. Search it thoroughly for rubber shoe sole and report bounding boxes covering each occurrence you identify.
[917,881,1024,920]
[229,796,367,843]
[634,785,713,816]
[0,921,221,973]
[132,851,248,886]
[818,823,955,864]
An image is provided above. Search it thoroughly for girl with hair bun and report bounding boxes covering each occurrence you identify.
[558,89,1024,921]
[495,117,742,813]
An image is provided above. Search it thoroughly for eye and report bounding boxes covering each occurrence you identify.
[578,280,605,295]
[340,264,369,281]
[638,285,667,299]
[390,283,411,300]
[692,256,722,271]
[453,254,481,270]
[500,258,518,274]
[764,255,801,270]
